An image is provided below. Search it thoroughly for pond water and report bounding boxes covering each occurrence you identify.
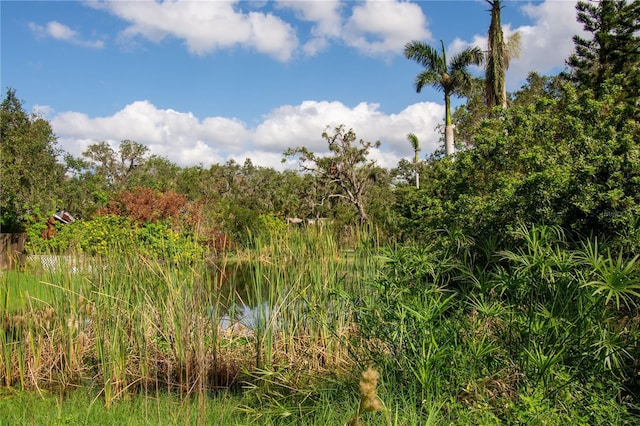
[209,262,275,333]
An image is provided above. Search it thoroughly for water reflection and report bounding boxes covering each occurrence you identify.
[209,262,273,332]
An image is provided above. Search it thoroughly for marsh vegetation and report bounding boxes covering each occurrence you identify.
[2,224,638,424]
[2,1,639,423]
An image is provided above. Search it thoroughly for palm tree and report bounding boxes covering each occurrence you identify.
[404,40,483,157]
[406,133,420,189]
[486,0,521,108]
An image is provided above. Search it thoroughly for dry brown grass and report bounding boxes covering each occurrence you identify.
[1,306,356,402]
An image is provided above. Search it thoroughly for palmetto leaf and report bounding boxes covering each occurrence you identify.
[582,250,640,310]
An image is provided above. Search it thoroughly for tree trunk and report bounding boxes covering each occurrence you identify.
[414,152,420,189]
[502,83,508,109]
[356,199,368,223]
[445,125,455,157]
[444,93,455,157]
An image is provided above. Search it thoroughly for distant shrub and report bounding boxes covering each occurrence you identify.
[256,213,288,238]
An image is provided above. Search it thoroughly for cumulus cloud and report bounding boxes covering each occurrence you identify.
[88,0,298,61]
[343,0,430,57]
[51,101,249,167]
[512,0,584,78]
[28,21,104,48]
[278,0,431,59]
[32,104,54,117]
[276,0,343,56]
[254,100,443,164]
[49,99,444,171]
[86,0,429,60]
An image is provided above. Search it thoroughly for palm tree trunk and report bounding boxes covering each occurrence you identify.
[486,0,506,109]
[413,149,420,189]
[444,93,454,156]
[502,84,508,109]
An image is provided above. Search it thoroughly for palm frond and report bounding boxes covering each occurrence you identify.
[450,70,476,97]
[415,70,442,93]
[504,31,521,70]
[404,41,445,75]
[450,46,484,72]
[406,133,420,153]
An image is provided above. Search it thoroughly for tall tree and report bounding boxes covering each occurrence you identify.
[566,0,640,111]
[82,139,149,188]
[485,0,505,109]
[404,40,483,157]
[127,155,180,192]
[284,125,381,223]
[485,1,521,109]
[406,133,420,189]
[0,88,65,231]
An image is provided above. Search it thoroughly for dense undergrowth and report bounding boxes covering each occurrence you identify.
[354,224,639,423]
[1,224,638,424]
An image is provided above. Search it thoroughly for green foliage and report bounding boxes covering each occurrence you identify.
[82,139,150,188]
[404,39,484,155]
[136,221,203,264]
[0,89,65,232]
[0,388,251,425]
[352,227,639,423]
[485,0,506,109]
[67,214,138,256]
[284,125,383,223]
[24,213,74,254]
[25,214,203,264]
[256,213,288,239]
[580,242,640,310]
[397,81,640,253]
[566,0,640,114]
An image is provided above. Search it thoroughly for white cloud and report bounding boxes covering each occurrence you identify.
[343,0,430,57]
[89,0,298,61]
[254,100,443,158]
[88,0,429,60]
[28,21,104,48]
[32,104,54,117]
[276,0,343,55]
[49,99,444,171]
[512,0,583,78]
[51,101,249,167]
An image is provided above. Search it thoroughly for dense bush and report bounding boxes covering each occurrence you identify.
[26,214,203,264]
[395,82,640,254]
[353,226,639,422]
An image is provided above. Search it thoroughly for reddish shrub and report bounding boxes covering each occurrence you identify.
[98,187,188,226]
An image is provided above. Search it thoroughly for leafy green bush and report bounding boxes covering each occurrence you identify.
[396,81,640,254]
[136,220,203,264]
[70,214,137,256]
[256,213,288,239]
[25,214,203,264]
[353,227,639,422]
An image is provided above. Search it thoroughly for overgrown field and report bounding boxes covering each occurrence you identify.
[1,225,639,424]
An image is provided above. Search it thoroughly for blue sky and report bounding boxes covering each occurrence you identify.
[1,1,584,170]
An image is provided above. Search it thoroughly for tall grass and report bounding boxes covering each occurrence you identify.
[2,223,637,423]
[0,225,380,416]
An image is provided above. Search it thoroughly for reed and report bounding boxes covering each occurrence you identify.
[2,223,637,423]
[1,224,380,413]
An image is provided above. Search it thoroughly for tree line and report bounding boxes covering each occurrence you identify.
[1,0,638,253]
